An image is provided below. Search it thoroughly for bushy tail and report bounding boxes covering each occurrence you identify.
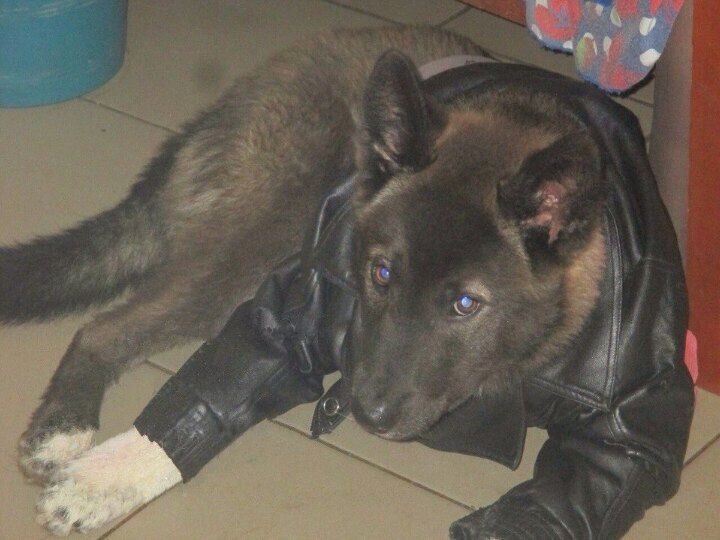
[0,182,166,324]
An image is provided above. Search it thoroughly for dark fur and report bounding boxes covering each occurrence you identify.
[6,26,489,478]
[3,27,607,476]
[349,52,607,439]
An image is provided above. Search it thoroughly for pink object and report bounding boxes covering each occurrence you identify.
[534,0,582,41]
[685,330,698,384]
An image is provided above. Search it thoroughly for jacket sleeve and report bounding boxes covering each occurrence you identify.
[450,365,695,540]
[134,256,325,481]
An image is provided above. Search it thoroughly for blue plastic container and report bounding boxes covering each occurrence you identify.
[0,0,127,107]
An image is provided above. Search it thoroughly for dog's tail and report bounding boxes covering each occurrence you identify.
[0,141,175,324]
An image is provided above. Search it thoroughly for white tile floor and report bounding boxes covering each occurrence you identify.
[1,1,718,538]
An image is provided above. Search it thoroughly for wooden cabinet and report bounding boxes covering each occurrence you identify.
[460,1,524,24]
[687,0,720,393]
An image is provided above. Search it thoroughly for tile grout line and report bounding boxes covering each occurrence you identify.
[144,359,178,376]
[143,359,717,459]
[441,8,656,107]
[269,418,476,512]
[142,359,473,510]
[55,408,720,538]
[437,5,473,28]
[683,432,720,468]
[128,371,720,519]
[95,375,472,535]
[318,0,402,25]
[96,359,189,537]
[320,0,653,107]
[79,96,180,135]
[79,51,652,136]
[96,483,185,539]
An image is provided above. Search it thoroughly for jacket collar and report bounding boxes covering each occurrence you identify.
[417,387,527,470]
[310,375,528,469]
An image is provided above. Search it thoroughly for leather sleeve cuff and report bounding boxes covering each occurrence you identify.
[449,502,561,540]
[134,378,233,482]
[132,303,326,483]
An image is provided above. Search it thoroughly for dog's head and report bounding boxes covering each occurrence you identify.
[347,51,608,440]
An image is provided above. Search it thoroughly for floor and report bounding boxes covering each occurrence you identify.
[1,1,718,538]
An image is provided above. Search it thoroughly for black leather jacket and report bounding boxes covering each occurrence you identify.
[135,63,694,539]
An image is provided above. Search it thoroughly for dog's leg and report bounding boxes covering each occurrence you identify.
[18,273,235,481]
[36,427,181,536]
[34,297,326,535]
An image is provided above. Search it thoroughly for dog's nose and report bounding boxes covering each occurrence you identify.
[365,404,389,431]
[351,400,393,434]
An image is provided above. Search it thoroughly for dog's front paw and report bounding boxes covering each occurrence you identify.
[37,473,140,536]
[36,428,182,536]
[20,395,100,482]
[19,429,94,482]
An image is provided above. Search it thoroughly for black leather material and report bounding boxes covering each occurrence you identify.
[134,255,328,481]
[135,63,693,538]
[310,378,351,439]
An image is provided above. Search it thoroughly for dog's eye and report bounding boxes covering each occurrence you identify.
[453,294,480,316]
[371,263,391,286]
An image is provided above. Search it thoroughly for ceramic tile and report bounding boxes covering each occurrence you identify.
[685,388,720,463]
[446,8,655,106]
[0,312,169,540]
[0,88,175,538]
[275,372,342,434]
[307,419,544,510]
[107,421,468,539]
[276,378,545,509]
[0,317,85,540]
[0,99,169,244]
[94,365,170,442]
[326,0,467,25]
[626,438,720,539]
[85,0,384,132]
[278,383,720,507]
[101,368,719,534]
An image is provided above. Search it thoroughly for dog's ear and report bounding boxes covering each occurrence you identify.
[355,50,445,203]
[498,131,606,254]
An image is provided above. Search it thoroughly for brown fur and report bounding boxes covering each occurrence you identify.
[7,26,487,479]
[6,26,608,481]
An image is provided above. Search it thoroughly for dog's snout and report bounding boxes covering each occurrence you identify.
[351,399,394,434]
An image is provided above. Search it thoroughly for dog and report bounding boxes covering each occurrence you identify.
[5,25,690,538]
[2,25,486,533]
[6,25,484,477]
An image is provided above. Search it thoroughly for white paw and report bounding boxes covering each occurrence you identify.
[19,429,94,481]
[36,428,182,536]
[37,474,142,535]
